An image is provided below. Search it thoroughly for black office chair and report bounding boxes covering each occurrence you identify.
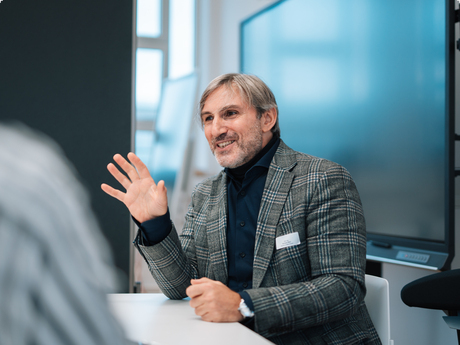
[401,269,460,344]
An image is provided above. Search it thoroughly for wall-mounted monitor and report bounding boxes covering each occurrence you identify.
[241,0,455,270]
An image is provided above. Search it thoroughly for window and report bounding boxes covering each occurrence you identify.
[134,0,196,164]
[133,0,196,293]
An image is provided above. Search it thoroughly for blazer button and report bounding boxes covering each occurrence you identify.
[243,282,248,288]
[240,190,246,196]
[240,221,245,227]
[239,252,246,258]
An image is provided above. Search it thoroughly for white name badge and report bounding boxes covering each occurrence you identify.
[276,232,301,250]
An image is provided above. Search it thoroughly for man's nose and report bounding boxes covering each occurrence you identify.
[211,116,227,137]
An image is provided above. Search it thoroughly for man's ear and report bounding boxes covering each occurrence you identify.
[261,108,277,133]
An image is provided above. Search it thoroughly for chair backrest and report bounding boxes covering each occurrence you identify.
[365,274,392,345]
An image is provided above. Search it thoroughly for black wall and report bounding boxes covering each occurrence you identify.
[0,0,133,291]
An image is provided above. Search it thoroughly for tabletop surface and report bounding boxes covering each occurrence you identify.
[107,293,274,345]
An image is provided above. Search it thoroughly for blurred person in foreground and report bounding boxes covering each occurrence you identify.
[0,123,128,345]
[102,73,381,344]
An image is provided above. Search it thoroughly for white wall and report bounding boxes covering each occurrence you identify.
[194,1,460,344]
[197,0,278,88]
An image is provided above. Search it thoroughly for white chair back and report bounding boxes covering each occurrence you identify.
[364,274,393,345]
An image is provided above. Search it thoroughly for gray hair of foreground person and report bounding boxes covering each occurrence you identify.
[0,124,127,345]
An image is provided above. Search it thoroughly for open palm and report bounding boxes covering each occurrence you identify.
[101,152,168,223]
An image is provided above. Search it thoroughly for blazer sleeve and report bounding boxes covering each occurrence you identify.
[133,193,202,300]
[245,162,368,339]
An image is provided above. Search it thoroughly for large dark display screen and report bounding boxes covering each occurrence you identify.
[241,0,455,270]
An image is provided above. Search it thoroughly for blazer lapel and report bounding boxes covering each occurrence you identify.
[206,172,229,284]
[253,141,297,288]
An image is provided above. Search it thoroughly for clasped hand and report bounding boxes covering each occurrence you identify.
[101,152,168,223]
[186,278,244,323]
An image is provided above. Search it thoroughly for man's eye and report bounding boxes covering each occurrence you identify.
[226,111,237,116]
[204,115,213,122]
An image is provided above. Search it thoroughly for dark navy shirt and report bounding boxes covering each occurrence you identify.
[225,137,280,308]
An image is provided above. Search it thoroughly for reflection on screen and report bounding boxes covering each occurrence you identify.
[242,0,446,241]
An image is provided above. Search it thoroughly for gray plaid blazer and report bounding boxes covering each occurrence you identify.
[135,140,381,345]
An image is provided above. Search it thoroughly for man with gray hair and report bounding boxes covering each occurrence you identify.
[102,73,381,344]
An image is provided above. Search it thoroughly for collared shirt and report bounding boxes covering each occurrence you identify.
[225,137,280,295]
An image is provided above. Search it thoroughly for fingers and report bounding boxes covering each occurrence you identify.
[187,278,212,298]
[190,278,211,285]
[189,295,203,309]
[107,153,155,190]
[107,162,132,191]
[186,284,203,299]
[187,280,243,322]
[101,183,126,202]
[113,153,142,184]
[127,152,151,179]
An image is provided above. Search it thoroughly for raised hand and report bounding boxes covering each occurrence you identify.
[101,152,168,223]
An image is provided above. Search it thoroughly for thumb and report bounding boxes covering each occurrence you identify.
[157,179,167,192]
[152,180,167,198]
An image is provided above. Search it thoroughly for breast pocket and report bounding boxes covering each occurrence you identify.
[272,216,310,284]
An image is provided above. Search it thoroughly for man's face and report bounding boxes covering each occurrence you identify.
[201,86,265,168]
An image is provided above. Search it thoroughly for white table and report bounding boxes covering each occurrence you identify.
[108,293,274,345]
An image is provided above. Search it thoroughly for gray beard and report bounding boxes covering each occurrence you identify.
[212,123,263,168]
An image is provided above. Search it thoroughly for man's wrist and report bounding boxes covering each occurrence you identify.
[238,299,254,319]
[134,209,172,246]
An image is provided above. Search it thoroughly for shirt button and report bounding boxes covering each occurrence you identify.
[243,282,248,288]
[240,221,245,227]
[239,252,246,258]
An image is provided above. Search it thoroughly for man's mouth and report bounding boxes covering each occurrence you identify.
[217,140,235,149]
